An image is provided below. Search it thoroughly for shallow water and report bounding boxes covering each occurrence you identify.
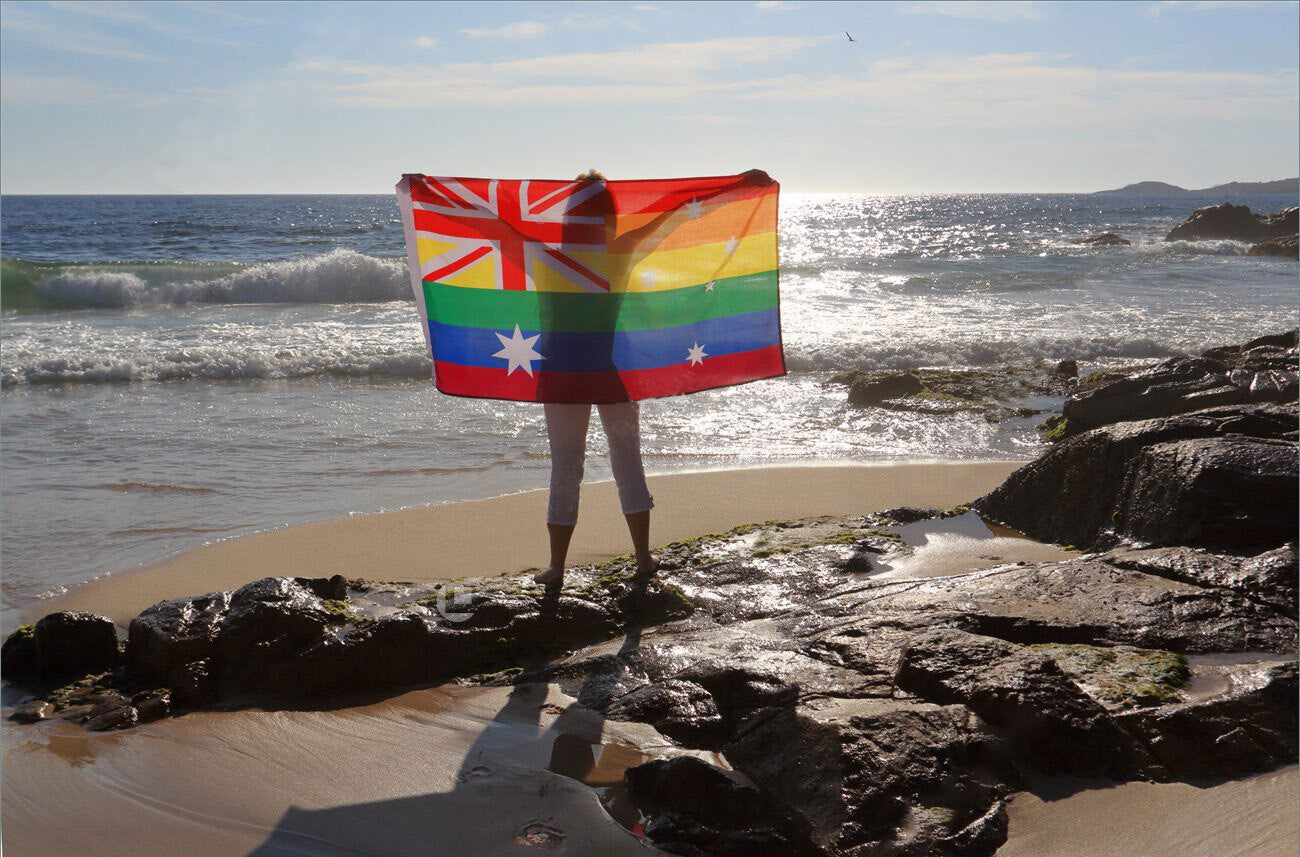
[2,191,1296,623]
[868,511,1076,578]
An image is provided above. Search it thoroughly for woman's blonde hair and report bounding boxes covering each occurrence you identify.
[574,169,606,181]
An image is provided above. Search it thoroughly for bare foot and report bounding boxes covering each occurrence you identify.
[532,567,564,587]
[634,555,660,578]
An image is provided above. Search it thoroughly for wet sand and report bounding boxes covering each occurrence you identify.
[7,684,1294,857]
[2,683,684,857]
[998,766,1299,857]
[26,461,1024,625]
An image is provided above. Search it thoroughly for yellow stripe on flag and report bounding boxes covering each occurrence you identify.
[421,235,777,293]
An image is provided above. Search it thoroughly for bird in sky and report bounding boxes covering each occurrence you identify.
[845,31,855,41]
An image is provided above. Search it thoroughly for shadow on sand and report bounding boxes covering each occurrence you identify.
[245,585,660,857]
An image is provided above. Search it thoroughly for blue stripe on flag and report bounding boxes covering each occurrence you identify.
[430,308,780,372]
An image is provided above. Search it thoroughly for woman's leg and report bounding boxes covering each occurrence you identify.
[535,403,590,586]
[596,401,657,576]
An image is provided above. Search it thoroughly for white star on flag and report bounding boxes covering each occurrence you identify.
[723,236,739,255]
[704,280,716,292]
[640,268,660,288]
[686,342,707,366]
[492,324,544,376]
[684,198,704,220]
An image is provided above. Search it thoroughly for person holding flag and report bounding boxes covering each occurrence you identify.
[395,167,783,589]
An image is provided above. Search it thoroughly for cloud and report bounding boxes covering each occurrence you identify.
[901,1,1043,22]
[0,73,119,105]
[184,3,269,25]
[413,36,438,48]
[461,20,549,39]
[759,52,1297,129]
[45,0,248,46]
[755,1,797,10]
[0,71,186,107]
[632,4,660,10]
[297,35,832,106]
[0,4,159,60]
[288,38,1295,136]
[1142,1,1288,18]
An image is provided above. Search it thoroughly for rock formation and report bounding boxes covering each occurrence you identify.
[5,332,1298,857]
[1165,203,1297,243]
[1073,232,1131,246]
[833,364,1072,420]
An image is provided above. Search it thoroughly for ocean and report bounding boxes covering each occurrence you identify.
[2,191,1296,629]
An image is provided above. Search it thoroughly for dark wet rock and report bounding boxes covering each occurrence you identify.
[975,404,1298,552]
[1201,328,1298,359]
[1062,337,1298,436]
[838,364,1072,420]
[16,612,121,681]
[847,371,923,406]
[1055,359,1078,378]
[1074,232,1131,246]
[1247,234,1299,257]
[875,506,946,525]
[133,689,172,723]
[9,699,52,723]
[894,628,1162,778]
[624,756,817,857]
[1102,543,1297,616]
[726,696,1011,857]
[84,690,139,731]
[1115,660,1297,779]
[905,560,1294,654]
[493,516,1293,857]
[125,570,692,706]
[1,624,38,681]
[1165,203,1297,242]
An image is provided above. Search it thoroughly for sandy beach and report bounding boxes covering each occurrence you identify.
[27,461,1025,626]
[998,766,1299,857]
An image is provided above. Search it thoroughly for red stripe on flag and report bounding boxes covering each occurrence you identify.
[432,345,785,403]
[541,246,610,290]
[423,178,478,210]
[422,245,492,282]
[614,175,778,215]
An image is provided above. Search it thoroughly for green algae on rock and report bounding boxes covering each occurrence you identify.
[1030,643,1190,708]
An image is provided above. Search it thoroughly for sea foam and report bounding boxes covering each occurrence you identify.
[18,249,409,308]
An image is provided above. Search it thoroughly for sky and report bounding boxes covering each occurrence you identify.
[1,0,1297,194]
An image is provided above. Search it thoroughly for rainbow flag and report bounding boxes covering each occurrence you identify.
[395,171,783,402]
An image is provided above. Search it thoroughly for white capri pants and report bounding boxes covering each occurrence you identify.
[544,401,654,526]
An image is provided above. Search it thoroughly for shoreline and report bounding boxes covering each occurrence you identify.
[24,460,1025,626]
[5,453,1297,857]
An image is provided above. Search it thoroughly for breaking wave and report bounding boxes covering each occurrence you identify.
[1,345,432,387]
[2,249,409,309]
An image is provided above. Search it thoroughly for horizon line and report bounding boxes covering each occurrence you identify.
[3,185,1297,198]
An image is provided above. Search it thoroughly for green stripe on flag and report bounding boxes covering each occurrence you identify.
[423,270,778,333]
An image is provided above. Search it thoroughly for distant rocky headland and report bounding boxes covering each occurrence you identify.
[1094,178,1297,195]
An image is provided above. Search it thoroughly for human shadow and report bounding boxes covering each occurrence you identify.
[245,580,658,856]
